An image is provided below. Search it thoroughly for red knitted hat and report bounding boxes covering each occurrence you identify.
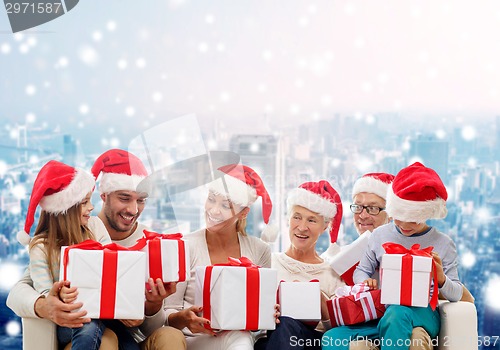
[286,180,343,243]
[352,172,395,200]
[386,162,448,223]
[18,160,95,246]
[91,149,148,194]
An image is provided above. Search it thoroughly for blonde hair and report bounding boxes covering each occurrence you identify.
[29,203,95,281]
[236,217,248,236]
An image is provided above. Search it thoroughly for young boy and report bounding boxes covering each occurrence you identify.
[322,162,463,350]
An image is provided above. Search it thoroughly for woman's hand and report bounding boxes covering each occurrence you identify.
[168,305,216,336]
[59,280,78,304]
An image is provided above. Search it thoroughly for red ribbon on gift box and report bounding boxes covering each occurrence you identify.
[328,283,385,327]
[131,230,187,282]
[62,239,131,319]
[382,243,439,310]
[203,256,261,330]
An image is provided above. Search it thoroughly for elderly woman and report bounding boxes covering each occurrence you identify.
[255,180,346,350]
[162,164,273,350]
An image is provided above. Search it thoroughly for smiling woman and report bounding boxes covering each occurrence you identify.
[255,180,345,350]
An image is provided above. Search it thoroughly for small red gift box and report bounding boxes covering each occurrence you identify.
[327,283,385,327]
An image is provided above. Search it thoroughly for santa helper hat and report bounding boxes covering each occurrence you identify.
[352,172,395,200]
[91,149,148,194]
[208,164,277,241]
[286,180,343,244]
[17,160,95,246]
[386,162,448,223]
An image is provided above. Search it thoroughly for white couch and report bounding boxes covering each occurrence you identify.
[21,300,478,350]
[437,300,478,350]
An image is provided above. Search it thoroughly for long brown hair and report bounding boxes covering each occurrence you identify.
[29,203,95,281]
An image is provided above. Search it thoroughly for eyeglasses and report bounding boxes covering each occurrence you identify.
[349,204,385,216]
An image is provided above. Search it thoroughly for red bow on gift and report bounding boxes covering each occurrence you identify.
[130,229,184,250]
[382,243,439,310]
[222,256,260,268]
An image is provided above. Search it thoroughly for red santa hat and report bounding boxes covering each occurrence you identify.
[208,164,272,224]
[91,149,148,194]
[386,162,448,223]
[18,160,95,246]
[286,180,343,243]
[352,172,395,200]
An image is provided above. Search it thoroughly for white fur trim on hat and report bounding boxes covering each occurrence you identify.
[208,174,258,207]
[99,173,147,194]
[260,223,279,243]
[385,186,448,223]
[352,177,390,200]
[39,169,95,214]
[287,187,337,219]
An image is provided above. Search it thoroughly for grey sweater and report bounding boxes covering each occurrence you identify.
[353,222,463,302]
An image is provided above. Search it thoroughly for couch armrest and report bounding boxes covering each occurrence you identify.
[437,300,478,350]
[22,317,57,350]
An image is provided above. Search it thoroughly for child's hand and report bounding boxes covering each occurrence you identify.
[59,280,78,304]
[363,278,378,290]
[431,251,446,287]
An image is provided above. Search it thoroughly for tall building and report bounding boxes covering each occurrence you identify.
[408,134,449,183]
[229,134,279,240]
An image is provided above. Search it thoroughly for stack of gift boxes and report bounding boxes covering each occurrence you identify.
[59,229,437,330]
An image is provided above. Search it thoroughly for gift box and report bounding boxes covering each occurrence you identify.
[380,243,438,309]
[60,240,146,319]
[327,284,385,327]
[329,231,371,286]
[194,257,277,330]
[278,281,321,322]
[132,230,190,283]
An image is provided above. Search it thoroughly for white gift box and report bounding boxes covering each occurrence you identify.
[194,265,278,330]
[60,245,146,319]
[380,253,432,307]
[279,282,321,322]
[140,237,190,283]
[330,231,371,276]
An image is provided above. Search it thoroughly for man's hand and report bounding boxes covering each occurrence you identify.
[168,306,215,336]
[35,281,90,328]
[144,278,177,316]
